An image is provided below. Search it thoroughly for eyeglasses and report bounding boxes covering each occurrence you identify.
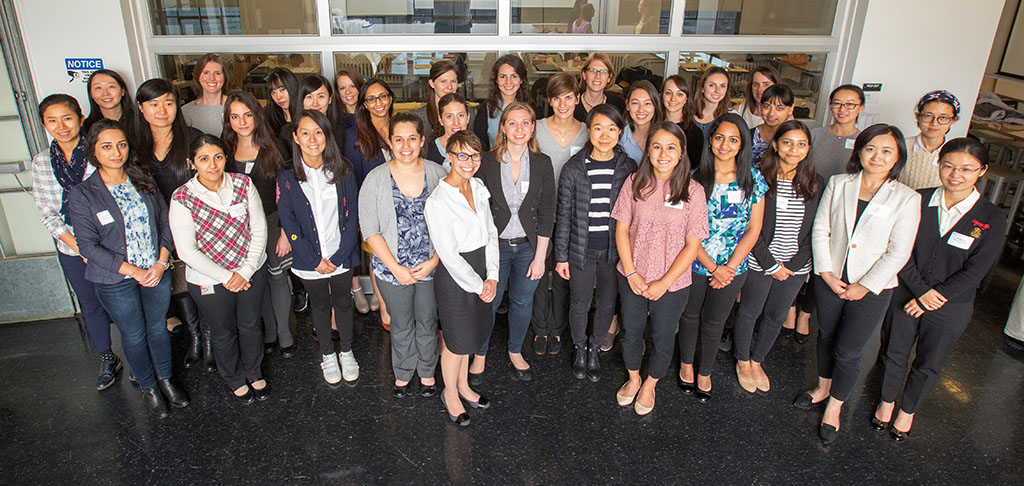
[918,113,955,125]
[364,93,391,105]
[830,102,862,111]
[586,68,610,76]
[939,164,983,175]
[452,152,481,162]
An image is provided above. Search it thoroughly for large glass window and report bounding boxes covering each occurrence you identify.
[682,0,837,35]
[329,0,498,34]
[333,52,494,110]
[157,53,323,103]
[512,0,670,34]
[148,0,318,35]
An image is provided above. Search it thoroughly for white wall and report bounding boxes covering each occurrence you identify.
[848,0,1005,139]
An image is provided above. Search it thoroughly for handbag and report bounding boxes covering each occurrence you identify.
[170,259,189,296]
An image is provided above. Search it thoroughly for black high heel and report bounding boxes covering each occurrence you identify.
[871,417,889,431]
[890,426,911,441]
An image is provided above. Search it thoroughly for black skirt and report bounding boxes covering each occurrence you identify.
[434,246,494,355]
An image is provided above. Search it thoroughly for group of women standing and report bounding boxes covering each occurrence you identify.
[33,52,1003,443]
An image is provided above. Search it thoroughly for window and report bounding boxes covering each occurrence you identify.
[512,0,670,34]
[148,0,318,35]
[682,0,838,35]
[329,0,498,34]
[157,53,323,103]
[333,52,496,105]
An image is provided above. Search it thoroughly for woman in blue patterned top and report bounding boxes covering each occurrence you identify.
[360,113,446,398]
[677,113,767,403]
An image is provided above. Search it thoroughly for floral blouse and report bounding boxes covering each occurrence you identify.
[372,177,433,285]
[692,167,768,276]
[108,180,156,269]
[750,127,769,168]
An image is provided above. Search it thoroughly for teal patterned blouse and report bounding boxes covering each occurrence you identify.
[693,167,768,276]
[108,180,156,269]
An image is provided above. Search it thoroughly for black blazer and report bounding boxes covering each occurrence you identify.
[425,137,446,166]
[898,187,1006,304]
[473,103,495,152]
[475,151,556,249]
[69,173,174,285]
[750,174,825,273]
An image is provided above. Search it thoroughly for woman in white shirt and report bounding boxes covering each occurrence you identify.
[424,130,499,427]
[796,123,921,445]
[169,134,269,403]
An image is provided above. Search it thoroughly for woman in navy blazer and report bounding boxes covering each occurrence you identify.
[874,138,1005,440]
[69,119,189,419]
[277,110,361,385]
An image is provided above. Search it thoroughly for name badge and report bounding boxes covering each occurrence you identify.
[245,162,255,174]
[570,145,583,157]
[665,195,684,209]
[200,285,215,296]
[96,210,114,225]
[864,204,891,218]
[726,190,743,204]
[520,180,530,193]
[228,203,246,219]
[844,138,856,150]
[947,231,974,250]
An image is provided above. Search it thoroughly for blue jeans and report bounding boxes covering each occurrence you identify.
[57,251,111,352]
[479,240,541,355]
[94,274,173,389]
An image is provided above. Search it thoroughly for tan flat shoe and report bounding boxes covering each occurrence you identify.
[754,367,770,392]
[634,389,655,416]
[616,381,638,407]
[736,362,757,393]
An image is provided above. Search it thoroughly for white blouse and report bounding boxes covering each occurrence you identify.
[424,178,499,294]
[293,161,348,280]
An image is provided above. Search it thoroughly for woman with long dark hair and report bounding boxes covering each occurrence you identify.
[426,93,470,170]
[412,60,460,136]
[473,55,531,151]
[620,80,664,163]
[346,78,394,186]
[750,84,795,167]
[290,75,347,162]
[69,119,189,418]
[264,67,299,138]
[692,67,733,135]
[661,74,704,172]
[334,67,365,131]
[732,120,822,394]
[83,69,135,133]
[736,66,781,129]
[181,53,232,137]
[613,121,707,415]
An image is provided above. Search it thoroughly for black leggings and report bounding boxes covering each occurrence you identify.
[678,271,747,377]
[302,270,354,355]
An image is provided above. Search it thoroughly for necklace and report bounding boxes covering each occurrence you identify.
[582,92,606,111]
[549,119,577,143]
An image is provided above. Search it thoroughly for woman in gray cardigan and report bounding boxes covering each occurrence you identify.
[360,113,447,398]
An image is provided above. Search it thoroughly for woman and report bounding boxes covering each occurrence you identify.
[424,130,499,427]
[223,90,296,358]
[69,119,188,418]
[169,135,269,403]
[265,67,299,138]
[412,60,460,136]
[132,78,210,370]
[472,102,556,382]
[360,113,445,398]
[532,72,587,354]
[613,121,707,415]
[661,75,704,172]
[875,138,1003,440]
[736,66,781,129]
[620,80,664,164]
[554,104,638,382]
[474,55,530,151]
[426,93,470,171]
[83,69,135,133]
[345,78,394,187]
[182,53,231,137]
[678,113,767,403]
[572,3,595,33]
[692,66,733,135]
[898,90,961,190]
[732,120,823,393]
[750,84,795,167]
[635,0,661,34]
[32,94,119,390]
[334,67,365,131]
[575,53,626,123]
[291,75,348,164]
[797,123,921,446]
[277,110,362,385]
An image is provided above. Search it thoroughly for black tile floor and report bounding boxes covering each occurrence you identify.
[2,262,1024,484]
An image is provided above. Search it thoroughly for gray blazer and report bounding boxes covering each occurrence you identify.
[359,159,447,259]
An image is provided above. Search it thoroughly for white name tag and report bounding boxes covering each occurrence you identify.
[520,180,530,193]
[228,203,246,219]
[96,210,114,226]
[200,285,215,296]
[845,138,856,149]
[665,195,685,209]
[570,145,583,156]
[726,190,743,204]
[245,162,255,174]
[864,204,891,218]
[947,231,974,250]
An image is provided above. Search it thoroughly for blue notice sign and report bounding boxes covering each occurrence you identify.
[65,58,103,84]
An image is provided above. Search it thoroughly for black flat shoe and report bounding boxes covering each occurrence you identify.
[546,336,561,355]
[468,371,483,386]
[871,417,889,431]
[781,328,795,338]
[420,384,437,398]
[440,391,470,427]
[157,378,190,408]
[96,356,122,391]
[460,392,490,409]
[819,423,839,445]
[264,342,277,353]
[794,332,810,344]
[533,335,547,356]
[572,345,587,379]
[393,384,411,398]
[792,393,826,410]
[695,387,712,403]
[234,387,255,405]
[677,379,695,394]
[251,383,270,401]
[509,363,533,382]
[586,346,601,383]
[890,427,911,441]
[280,344,297,359]
[141,387,169,419]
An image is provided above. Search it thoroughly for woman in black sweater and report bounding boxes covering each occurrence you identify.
[873,137,1005,440]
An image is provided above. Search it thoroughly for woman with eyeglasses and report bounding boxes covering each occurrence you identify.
[426,93,471,171]
[874,137,1003,441]
[575,53,626,123]
[750,84,795,167]
[899,90,961,190]
[474,55,531,151]
[736,66,781,129]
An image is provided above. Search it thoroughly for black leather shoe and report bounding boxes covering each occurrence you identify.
[440,391,470,427]
[264,341,277,353]
[280,344,297,359]
[141,387,169,419]
[793,393,826,410]
[794,332,810,344]
[460,392,490,409]
[572,345,587,379]
[547,335,561,355]
[393,384,411,398]
[293,290,309,313]
[819,423,839,445]
[468,371,483,386]
[677,379,695,394]
[890,427,911,442]
[201,327,217,372]
[586,346,601,382]
[251,382,270,401]
[781,328,795,338]
[871,417,889,431]
[96,356,122,390]
[420,384,437,397]
[695,387,712,403]
[533,335,547,356]
[509,363,533,382]
[234,387,255,405]
[157,378,190,408]
[177,293,203,368]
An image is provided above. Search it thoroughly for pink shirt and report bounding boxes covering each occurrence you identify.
[611,176,709,292]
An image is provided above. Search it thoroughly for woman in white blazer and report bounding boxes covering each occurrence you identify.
[794,123,921,445]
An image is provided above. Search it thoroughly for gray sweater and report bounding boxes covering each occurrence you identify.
[359,159,447,259]
[535,118,588,181]
[810,125,859,180]
[182,101,224,137]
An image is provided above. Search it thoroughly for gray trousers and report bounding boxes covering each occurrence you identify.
[377,278,439,382]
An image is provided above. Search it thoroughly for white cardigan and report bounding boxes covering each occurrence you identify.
[811,172,921,294]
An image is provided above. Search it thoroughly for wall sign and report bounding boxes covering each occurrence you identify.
[65,58,103,84]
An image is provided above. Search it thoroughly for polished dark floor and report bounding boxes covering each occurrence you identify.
[3,263,1024,485]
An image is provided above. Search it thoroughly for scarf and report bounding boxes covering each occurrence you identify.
[49,137,89,216]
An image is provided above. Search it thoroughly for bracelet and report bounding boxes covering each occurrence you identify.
[712,264,719,273]
[157,260,169,268]
[625,271,636,278]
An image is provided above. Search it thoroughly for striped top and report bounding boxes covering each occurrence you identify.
[749,179,812,275]
[585,157,616,251]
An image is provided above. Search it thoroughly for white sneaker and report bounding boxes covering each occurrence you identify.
[320,353,341,385]
[339,350,359,382]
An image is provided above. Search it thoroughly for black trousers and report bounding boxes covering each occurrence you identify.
[302,269,354,355]
[532,253,570,339]
[188,267,268,390]
[567,250,617,349]
[678,271,747,377]
[733,269,807,362]
[618,274,689,379]
[880,286,973,414]
[814,277,893,401]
